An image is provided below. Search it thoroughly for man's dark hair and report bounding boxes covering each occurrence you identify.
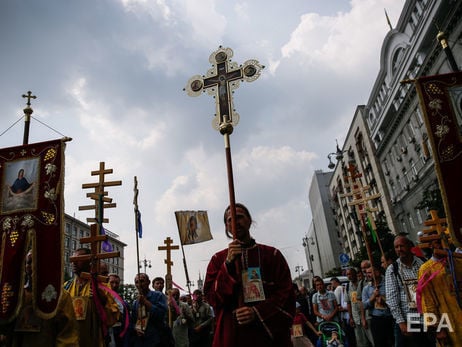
[75,247,91,255]
[153,277,164,283]
[331,277,340,284]
[346,267,357,274]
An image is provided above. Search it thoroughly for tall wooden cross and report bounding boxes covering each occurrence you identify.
[419,210,462,258]
[340,163,383,281]
[158,237,179,291]
[79,162,122,225]
[185,46,264,134]
[72,162,122,279]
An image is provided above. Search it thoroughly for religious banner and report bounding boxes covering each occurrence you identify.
[174,210,212,245]
[415,71,462,246]
[0,139,65,322]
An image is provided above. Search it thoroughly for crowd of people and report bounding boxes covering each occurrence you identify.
[0,203,460,347]
[293,235,461,347]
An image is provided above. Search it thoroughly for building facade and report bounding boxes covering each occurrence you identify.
[367,0,461,240]
[328,106,397,262]
[64,213,127,283]
[306,0,461,269]
[305,170,342,278]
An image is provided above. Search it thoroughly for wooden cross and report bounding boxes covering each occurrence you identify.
[158,237,179,290]
[22,91,37,106]
[185,46,263,132]
[69,224,120,281]
[418,210,462,258]
[73,162,122,280]
[341,164,381,219]
[340,162,383,276]
[79,162,122,225]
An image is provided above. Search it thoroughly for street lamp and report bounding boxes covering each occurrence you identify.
[295,265,304,281]
[327,139,348,169]
[139,257,152,273]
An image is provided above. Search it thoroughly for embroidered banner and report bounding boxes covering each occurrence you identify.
[174,210,212,245]
[415,71,462,246]
[0,139,65,321]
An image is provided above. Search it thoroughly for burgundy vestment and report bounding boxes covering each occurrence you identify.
[204,243,295,347]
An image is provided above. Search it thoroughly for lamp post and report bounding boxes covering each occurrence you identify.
[302,236,315,286]
[295,265,304,283]
[139,257,152,273]
[327,139,349,169]
[302,236,314,272]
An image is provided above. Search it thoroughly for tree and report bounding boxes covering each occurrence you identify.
[120,283,137,308]
[350,217,395,268]
[324,267,342,278]
[415,185,445,218]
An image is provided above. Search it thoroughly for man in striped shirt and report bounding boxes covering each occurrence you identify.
[385,236,435,347]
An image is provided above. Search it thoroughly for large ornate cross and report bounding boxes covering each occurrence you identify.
[185,46,263,134]
[158,237,179,290]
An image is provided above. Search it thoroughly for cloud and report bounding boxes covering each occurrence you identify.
[281,0,403,75]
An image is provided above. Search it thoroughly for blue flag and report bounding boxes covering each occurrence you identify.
[137,210,143,238]
[100,226,113,252]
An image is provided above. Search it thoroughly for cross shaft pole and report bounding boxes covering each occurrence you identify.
[21,91,37,145]
[185,46,263,240]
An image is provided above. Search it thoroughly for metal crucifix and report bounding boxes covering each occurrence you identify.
[185,46,263,239]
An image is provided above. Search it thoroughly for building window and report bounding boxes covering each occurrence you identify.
[65,237,70,248]
[416,209,423,224]
[401,220,408,234]
[408,213,415,229]
[65,223,71,234]
[72,240,76,250]
[73,226,77,237]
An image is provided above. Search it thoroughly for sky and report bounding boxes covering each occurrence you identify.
[0,0,405,289]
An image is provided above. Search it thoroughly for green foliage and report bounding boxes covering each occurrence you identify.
[351,218,395,268]
[120,284,138,308]
[415,186,445,218]
[324,267,343,277]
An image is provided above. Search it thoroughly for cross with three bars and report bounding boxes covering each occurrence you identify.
[158,237,179,291]
[71,162,122,281]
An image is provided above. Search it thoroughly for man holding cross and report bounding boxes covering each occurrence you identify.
[204,203,295,347]
[130,273,168,347]
[64,247,120,347]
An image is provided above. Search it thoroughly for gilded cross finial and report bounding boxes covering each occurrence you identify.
[22,91,37,107]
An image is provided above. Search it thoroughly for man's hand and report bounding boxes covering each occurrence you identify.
[399,322,411,336]
[234,306,256,325]
[226,240,243,263]
[361,316,368,329]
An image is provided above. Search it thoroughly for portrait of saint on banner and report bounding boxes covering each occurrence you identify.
[175,210,212,245]
[1,158,40,214]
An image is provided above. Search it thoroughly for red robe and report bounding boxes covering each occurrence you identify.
[204,243,295,347]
